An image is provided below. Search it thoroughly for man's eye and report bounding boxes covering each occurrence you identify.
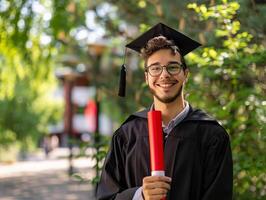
[150,66,161,71]
[168,65,180,71]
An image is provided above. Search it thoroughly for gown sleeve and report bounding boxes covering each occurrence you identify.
[201,124,233,200]
[96,129,139,200]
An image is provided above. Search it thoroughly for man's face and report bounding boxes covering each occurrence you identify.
[145,49,188,104]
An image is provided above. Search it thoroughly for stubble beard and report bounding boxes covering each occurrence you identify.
[149,84,183,104]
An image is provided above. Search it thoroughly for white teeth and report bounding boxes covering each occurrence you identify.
[159,83,173,88]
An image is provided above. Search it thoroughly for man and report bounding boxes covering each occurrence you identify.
[96,23,233,200]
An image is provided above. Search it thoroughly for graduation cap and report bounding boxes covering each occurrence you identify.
[118,22,201,97]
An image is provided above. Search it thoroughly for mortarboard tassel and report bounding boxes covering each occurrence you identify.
[118,48,127,97]
[118,64,126,97]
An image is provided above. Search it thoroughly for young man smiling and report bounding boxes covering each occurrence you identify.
[96,23,233,200]
[144,44,188,125]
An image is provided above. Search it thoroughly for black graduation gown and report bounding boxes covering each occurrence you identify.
[96,105,233,200]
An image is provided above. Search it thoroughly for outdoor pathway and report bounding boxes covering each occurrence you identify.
[0,148,96,200]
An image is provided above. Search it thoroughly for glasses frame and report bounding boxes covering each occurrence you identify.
[145,62,184,77]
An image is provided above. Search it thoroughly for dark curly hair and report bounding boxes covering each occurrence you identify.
[141,36,187,69]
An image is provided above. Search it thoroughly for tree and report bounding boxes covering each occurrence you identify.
[187,1,266,199]
[0,0,62,153]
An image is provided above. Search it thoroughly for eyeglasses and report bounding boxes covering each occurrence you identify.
[145,62,184,77]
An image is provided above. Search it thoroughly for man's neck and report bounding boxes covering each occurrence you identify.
[154,97,186,125]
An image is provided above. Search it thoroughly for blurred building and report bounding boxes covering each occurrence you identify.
[46,67,113,148]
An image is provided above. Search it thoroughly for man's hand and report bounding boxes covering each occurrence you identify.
[142,176,171,200]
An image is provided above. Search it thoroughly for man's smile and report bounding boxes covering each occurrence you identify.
[155,81,178,89]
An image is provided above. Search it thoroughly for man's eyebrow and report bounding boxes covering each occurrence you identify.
[167,61,182,65]
[147,62,160,67]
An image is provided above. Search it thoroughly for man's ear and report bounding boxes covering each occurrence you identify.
[184,69,189,82]
[145,72,148,84]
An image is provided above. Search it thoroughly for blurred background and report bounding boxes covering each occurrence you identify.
[0,0,265,200]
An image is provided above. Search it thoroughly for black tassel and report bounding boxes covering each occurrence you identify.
[118,64,126,97]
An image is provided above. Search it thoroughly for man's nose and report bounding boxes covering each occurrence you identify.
[160,66,171,77]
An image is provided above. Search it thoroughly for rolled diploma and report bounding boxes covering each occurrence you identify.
[147,110,165,176]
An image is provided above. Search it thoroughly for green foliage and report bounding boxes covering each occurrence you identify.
[0,1,63,152]
[187,1,266,199]
[71,133,110,185]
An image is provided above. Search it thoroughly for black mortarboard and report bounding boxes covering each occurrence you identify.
[118,22,201,97]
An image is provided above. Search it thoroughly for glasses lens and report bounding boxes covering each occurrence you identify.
[149,64,162,76]
[166,63,182,75]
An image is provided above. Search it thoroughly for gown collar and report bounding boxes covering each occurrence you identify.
[131,104,216,122]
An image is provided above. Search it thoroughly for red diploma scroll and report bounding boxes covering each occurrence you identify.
[148,110,165,176]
